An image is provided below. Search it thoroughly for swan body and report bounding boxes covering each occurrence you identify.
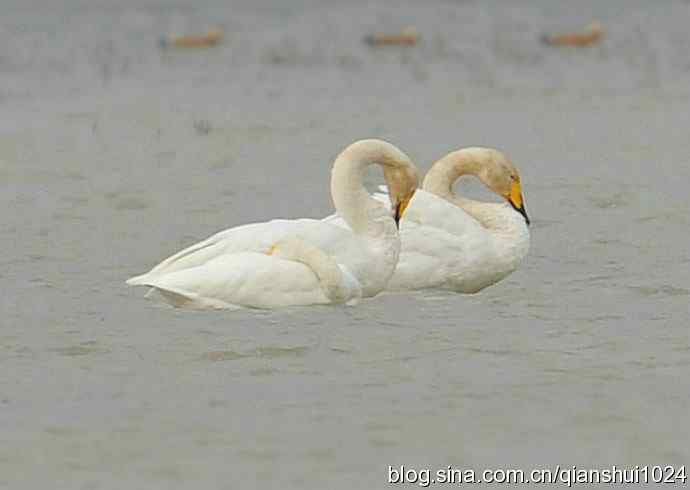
[323,147,530,293]
[127,139,418,309]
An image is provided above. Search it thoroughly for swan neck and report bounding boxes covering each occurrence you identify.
[330,140,407,235]
[423,149,493,224]
[422,150,482,200]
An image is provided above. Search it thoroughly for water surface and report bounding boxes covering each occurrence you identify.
[1,1,689,488]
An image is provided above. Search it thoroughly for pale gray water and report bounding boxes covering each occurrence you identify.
[1,1,689,488]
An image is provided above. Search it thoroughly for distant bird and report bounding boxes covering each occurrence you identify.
[541,21,604,47]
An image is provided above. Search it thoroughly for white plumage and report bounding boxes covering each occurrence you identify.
[127,139,419,309]
[323,147,531,293]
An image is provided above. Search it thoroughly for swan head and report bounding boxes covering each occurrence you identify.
[473,149,530,226]
[383,160,419,228]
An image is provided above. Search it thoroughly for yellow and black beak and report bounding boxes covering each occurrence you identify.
[508,181,530,226]
[394,194,413,229]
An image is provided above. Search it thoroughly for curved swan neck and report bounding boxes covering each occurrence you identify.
[331,139,413,235]
[422,148,500,228]
[422,149,483,200]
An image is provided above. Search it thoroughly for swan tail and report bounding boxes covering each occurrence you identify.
[126,273,153,286]
[127,274,238,309]
[154,288,198,308]
[146,236,226,275]
[126,270,198,303]
[137,220,294,278]
[154,288,237,309]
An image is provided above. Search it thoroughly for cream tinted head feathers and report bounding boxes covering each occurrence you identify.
[383,162,419,226]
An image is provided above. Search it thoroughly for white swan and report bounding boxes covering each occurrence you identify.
[323,147,530,293]
[126,139,419,309]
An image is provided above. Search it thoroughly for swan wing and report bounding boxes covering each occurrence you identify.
[364,186,486,238]
[321,188,503,292]
[134,252,342,309]
[390,219,497,291]
[131,244,364,309]
[398,189,486,238]
[127,218,388,302]
[130,220,296,281]
[128,219,368,282]
[270,237,363,304]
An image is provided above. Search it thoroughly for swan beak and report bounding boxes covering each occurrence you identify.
[394,195,413,228]
[508,181,530,226]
